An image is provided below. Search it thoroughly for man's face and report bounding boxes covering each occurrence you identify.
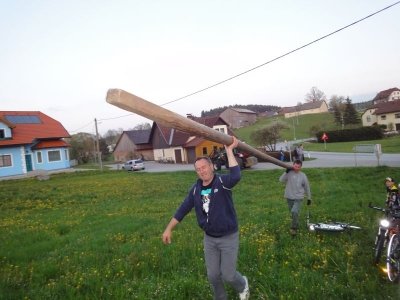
[195,158,214,184]
[386,180,394,188]
[293,163,302,172]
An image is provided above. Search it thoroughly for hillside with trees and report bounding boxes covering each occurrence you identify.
[201,104,280,117]
[234,112,344,147]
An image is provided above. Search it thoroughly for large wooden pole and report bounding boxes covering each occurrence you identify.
[106,89,291,168]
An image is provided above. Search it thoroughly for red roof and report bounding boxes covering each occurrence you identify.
[151,115,235,149]
[32,140,70,149]
[155,123,191,146]
[373,87,400,102]
[0,111,70,147]
[372,100,400,115]
[184,136,204,148]
[0,116,16,128]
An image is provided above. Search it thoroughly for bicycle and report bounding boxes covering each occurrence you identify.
[306,210,361,232]
[369,203,400,282]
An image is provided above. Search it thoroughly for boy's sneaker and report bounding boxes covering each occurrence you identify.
[239,276,250,300]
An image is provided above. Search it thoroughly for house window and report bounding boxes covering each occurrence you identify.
[0,154,12,167]
[395,113,400,119]
[48,150,61,162]
[37,151,43,163]
[202,147,208,155]
[366,116,371,122]
[214,126,226,134]
[0,129,4,139]
[380,115,386,120]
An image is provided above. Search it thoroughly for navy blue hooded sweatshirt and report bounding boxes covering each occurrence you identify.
[174,165,241,237]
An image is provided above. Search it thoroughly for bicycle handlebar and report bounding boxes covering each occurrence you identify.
[368,202,400,219]
[368,202,387,212]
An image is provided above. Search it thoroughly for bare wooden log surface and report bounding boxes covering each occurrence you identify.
[106,88,291,168]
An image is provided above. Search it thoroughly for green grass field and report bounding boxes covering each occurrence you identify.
[234,113,400,154]
[302,136,400,153]
[234,113,340,145]
[1,168,400,299]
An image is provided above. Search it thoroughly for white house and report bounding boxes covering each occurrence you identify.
[361,100,400,131]
[279,100,329,118]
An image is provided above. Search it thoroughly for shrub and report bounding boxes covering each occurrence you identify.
[316,126,383,143]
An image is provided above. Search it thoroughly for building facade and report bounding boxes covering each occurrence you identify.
[0,111,70,177]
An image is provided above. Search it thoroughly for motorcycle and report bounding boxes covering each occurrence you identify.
[209,148,257,171]
[369,203,400,282]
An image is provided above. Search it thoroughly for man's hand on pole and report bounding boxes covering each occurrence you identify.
[224,136,239,167]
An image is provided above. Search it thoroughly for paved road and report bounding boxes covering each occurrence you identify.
[2,152,399,181]
[115,151,400,172]
[251,151,400,170]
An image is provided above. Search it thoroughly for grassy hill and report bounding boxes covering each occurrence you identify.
[233,112,400,153]
[234,112,352,146]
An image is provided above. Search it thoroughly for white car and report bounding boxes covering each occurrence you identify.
[122,159,145,171]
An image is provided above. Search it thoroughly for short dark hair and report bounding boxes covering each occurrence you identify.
[293,159,302,166]
[194,156,212,165]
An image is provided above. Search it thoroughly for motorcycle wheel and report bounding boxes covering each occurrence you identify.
[374,229,386,265]
[236,157,244,169]
[387,234,400,282]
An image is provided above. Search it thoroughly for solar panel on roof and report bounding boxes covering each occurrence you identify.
[5,115,41,124]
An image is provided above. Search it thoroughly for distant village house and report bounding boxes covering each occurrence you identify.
[279,100,329,118]
[362,87,400,131]
[113,115,233,164]
[0,111,70,177]
[372,87,400,105]
[219,107,257,129]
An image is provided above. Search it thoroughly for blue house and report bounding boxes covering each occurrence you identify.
[0,111,71,177]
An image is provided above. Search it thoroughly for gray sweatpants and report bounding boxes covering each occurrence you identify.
[203,231,246,300]
[287,198,303,229]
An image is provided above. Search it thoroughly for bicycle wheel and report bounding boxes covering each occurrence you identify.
[386,234,400,282]
[374,229,386,264]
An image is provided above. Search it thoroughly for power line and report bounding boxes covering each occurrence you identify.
[98,113,134,122]
[69,120,94,133]
[160,1,400,106]
[74,1,400,131]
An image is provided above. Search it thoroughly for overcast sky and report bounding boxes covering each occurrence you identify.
[1,0,399,135]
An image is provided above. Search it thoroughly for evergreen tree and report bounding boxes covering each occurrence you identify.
[332,104,342,125]
[343,97,360,125]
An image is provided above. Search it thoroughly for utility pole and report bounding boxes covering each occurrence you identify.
[292,117,296,140]
[94,118,103,170]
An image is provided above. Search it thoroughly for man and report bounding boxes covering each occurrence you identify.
[162,136,250,300]
[384,177,399,209]
[297,144,304,162]
[279,159,311,236]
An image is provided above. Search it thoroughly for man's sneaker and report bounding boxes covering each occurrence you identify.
[239,276,250,300]
[290,228,297,236]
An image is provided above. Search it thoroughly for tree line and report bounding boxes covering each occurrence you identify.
[201,104,280,117]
